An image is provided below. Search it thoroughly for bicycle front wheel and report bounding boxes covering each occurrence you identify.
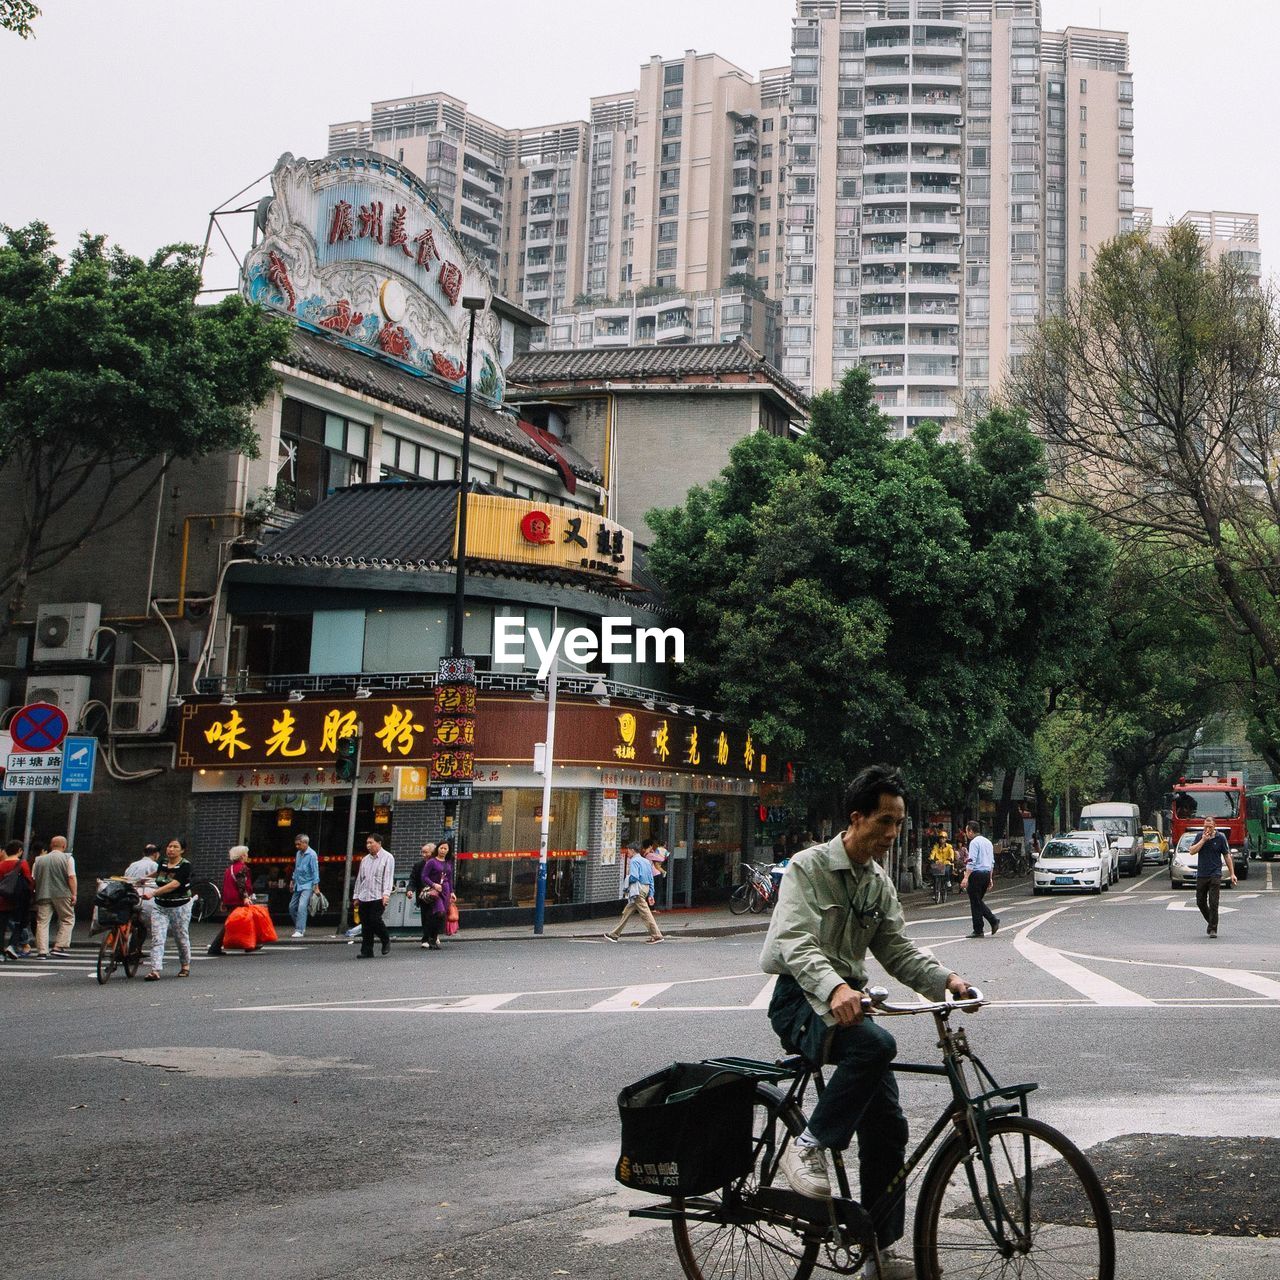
[728,884,753,915]
[672,1083,818,1280]
[123,924,144,978]
[748,884,768,914]
[914,1115,1114,1280]
[96,931,119,985]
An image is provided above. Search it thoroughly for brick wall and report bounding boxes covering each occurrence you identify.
[190,793,244,881]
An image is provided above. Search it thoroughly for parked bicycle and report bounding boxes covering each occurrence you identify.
[93,879,147,985]
[189,879,222,925]
[623,986,1114,1280]
[995,841,1029,878]
[728,862,776,915]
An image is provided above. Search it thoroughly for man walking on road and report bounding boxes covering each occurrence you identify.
[353,834,395,958]
[604,843,664,943]
[1189,817,1236,938]
[961,821,1000,938]
[289,834,320,938]
[33,835,77,958]
[760,764,974,1280]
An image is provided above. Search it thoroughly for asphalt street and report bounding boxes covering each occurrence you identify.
[6,863,1279,1279]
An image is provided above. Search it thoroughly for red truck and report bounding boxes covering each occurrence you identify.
[1170,773,1251,879]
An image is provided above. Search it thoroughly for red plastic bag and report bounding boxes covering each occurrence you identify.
[248,902,277,945]
[445,898,460,936]
[222,905,258,951]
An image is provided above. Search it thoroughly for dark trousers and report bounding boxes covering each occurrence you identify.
[359,899,389,955]
[768,975,908,1247]
[1,907,29,951]
[967,870,998,935]
[421,905,442,944]
[1196,876,1222,931]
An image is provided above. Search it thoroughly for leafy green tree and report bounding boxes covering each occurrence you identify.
[1012,220,1280,769]
[647,368,1110,819]
[0,0,39,38]
[0,222,291,636]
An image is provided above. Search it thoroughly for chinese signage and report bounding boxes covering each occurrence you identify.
[431,657,475,800]
[242,152,504,405]
[3,750,64,791]
[460,494,634,581]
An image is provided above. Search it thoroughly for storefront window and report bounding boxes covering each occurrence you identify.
[691,795,746,900]
[456,788,586,909]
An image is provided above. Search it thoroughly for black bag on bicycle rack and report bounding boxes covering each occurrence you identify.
[615,1061,757,1197]
[94,880,140,927]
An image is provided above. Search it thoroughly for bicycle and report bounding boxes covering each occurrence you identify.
[94,883,148,985]
[189,880,222,925]
[729,863,775,915]
[630,987,1114,1280]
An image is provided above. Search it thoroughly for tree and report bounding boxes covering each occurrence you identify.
[0,222,291,637]
[1012,220,1280,768]
[646,367,1111,820]
[0,0,39,38]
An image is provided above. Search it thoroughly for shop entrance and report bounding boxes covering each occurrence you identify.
[245,791,388,920]
[619,792,686,908]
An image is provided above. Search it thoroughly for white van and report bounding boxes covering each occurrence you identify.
[1078,802,1144,877]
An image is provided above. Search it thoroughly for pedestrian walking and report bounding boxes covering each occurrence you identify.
[929,834,955,903]
[33,835,78,958]
[207,846,256,955]
[353,833,395,958]
[0,840,35,961]
[760,765,975,1280]
[961,821,1000,938]
[642,838,667,911]
[288,834,320,938]
[143,838,193,979]
[407,841,436,944]
[1189,817,1236,938]
[604,843,664,943]
[410,842,450,950]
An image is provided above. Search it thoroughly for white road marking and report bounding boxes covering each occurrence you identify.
[748,975,777,1009]
[415,992,520,1012]
[589,983,673,1012]
[1167,899,1236,913]
[1012,935,1156,1006]
[1189,967,1280,1001]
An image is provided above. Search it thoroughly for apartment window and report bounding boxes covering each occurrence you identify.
[758,249,770,264]
[840,179,859,199]
[968,60,991,80]
[762,118,774,132]
[1080,244,1088,261]
[1080,215,1088,233]
[658,221,678,242]
[655,248,676,269]
[1079,134,1087,151]
[761,170,773,185]
[1080,188,1088,205]
[664,63,684,85]
[1119,190,1134,210]
[759,196,772,210]
[663,88,683,110]
[1118,135,1134,156]
[791,115,816,136]
[969,88,991,108]
[1011,262,1037,283]
[1011,58,1039,76]
[838,119,861,140]
[1012,84,1039,105]
[969,30,992,51]
[966,356,989,378]
[786,264,814,286]
[1047,78,1064,100]
[661,116,681,138]
[660,142,681,164]
[965,296,990,319]
[381,432,454,483]
[1079,160,1087,178]
[1011,143,1037,163]
[838,59,864,79]
[758,223,771,237]
[965,234,989,257]
[1080,78,1088,94]
[1047,106,1065,127]
[761,143,773,159]
[793,176,815,195]
[1118,80,1134,102]
[792,54,818,75]
[1010,294,1038,316]
[1011,173,1037,192]
[793,85,817,106]
[1011,232,1038,253]
[965,326,989,347]
[658,194,679,215]
[1119,162,1134,183]
[966,265,989,286]
[279,400,368,511]
[967,176,990,197]
[966,205,990,227]
[791,144,814,165]
[969,146,990,168]
[1119,107,1134,128]
[1010,204,1036,223]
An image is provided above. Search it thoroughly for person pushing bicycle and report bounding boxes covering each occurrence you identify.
[760,764,974,1280]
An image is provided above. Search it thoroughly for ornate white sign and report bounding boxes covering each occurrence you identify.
[242,151,505,405]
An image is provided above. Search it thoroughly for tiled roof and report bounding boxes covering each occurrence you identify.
[280,328,602,484]
[254,480,664,606]
[506,337,808,409]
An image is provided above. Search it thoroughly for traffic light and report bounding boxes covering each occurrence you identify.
[335,729,360,783]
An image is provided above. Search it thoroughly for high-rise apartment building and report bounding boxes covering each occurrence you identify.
[1134,208,1262,285]
[328,52,792,351]
[782,1,1134,436]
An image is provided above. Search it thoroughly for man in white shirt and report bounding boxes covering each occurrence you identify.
[960,821,1000,938]
[352,833,396,958]
[123,844,160,931]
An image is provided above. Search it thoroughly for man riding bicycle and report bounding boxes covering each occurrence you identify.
[761,765,973,1280]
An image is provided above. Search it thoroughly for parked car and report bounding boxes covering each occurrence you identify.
[1142,827,1168,864]
[1032,835,1113,895]
[1170,830,1239,889]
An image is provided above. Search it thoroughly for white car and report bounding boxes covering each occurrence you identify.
[1032,835,1114,895]
[1170,830,1237,890]
[1066,830,1118,884]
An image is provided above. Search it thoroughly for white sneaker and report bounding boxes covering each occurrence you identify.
[290,931,305,939]
[778,1139,831,1199]
[862,1246,915,1280]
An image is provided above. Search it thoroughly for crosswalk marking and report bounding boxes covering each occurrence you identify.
[1190,967,1280,1001]
[415,992,520,1012]
[590,983,673,1012]
[748,976,777,1009]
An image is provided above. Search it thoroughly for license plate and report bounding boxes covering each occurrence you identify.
[1053,876,1074,885]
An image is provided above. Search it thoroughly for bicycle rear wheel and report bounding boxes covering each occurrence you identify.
[728,884,753,915]
[672,1083,818,1280]
[913,1115,1114,1280]
[748,884,768,914]
[96,930,119,985]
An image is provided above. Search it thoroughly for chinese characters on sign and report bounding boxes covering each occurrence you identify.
[327,198,464,307]
[431,658,476,797]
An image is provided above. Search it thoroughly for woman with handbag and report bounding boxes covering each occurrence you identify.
[207,845,257,956]
[411,841,450,950]
[142,838,194,979]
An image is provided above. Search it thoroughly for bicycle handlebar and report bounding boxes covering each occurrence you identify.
[859,984,986,1015]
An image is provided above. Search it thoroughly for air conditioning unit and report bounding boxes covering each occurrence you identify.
[24,674,91,731]
[33,602,101,662]
[110,663,174,736]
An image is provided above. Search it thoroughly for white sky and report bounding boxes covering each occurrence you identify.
[0,0,1274,279]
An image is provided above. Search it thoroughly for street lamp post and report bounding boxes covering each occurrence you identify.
[451,295,487,659]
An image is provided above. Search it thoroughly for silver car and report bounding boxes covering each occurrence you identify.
[1170,830,1236,889]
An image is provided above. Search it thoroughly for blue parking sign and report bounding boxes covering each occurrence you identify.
[59,736,97,793]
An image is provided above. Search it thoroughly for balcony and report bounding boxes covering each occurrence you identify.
[909,64,963,87]
[908,122,961,142]
[908,268,958,290]
[731,201,756,223]
[863,302,905,316]
[865,94,908,114]
[866,62,911,81]
[867,36,913,56]
[865,182,909,200]
[912,91,962,110]
[910,210,961,230]
[911,149,961,171]
[863,239,908,259]
[865,210,907,226]
[866,123,908,137]
[913,35,962,52]
[907,299,958,320]
[910,182,960,201]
